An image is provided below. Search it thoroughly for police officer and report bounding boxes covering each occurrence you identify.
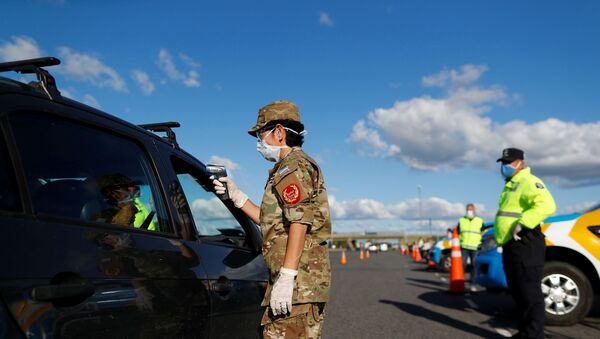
[456,203,484,291]
[212,101,331,338]
[494,148,556,339]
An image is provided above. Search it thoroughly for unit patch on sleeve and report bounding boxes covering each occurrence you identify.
[282,183,301,205]
[274,165,310,206]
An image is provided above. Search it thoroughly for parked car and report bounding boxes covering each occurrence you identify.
[429,235,452,272]
[474,207,600,326]
[472,227,507,290]
[0,57,268,338]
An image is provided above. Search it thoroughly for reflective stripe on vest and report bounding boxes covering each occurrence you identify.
[496,211,521,218]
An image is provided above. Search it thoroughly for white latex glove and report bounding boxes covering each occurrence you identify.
[211,176,248,208]
[269,267,297,316]
[512,223,523,241]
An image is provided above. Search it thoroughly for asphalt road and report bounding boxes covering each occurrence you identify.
[322,250,600,339]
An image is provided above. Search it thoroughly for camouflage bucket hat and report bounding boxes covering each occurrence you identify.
[248,100,301,136]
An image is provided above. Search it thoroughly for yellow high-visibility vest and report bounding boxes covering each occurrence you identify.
[459,216,483,250]
[494,167,556,246]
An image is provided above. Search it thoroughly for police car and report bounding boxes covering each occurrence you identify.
[429,235,452,272]
[474,206,600,325]
[0,57,268,338]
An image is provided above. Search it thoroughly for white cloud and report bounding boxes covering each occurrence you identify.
[319,11,334,27]
[348,120,400,158]
[191,197,233,220]
[329,195,489,221]
[57,47,127,92]
[131,69,155,95]
[349,64,600,187]
[179,53,201,68]
[158,48,200,88]
[60,88,75,99]
[422,64,488,88]
[208,156,240,177]
[329,196,394,220]
[0,36,43,62]
[82,94,101,109]
[559,201,599,215]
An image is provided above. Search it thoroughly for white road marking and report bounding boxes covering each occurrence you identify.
[440,277,447,282]
[494,328,513,337]
[465,298,478,309]
[434,273,440,277]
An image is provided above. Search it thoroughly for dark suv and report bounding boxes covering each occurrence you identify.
[0,57,268,338]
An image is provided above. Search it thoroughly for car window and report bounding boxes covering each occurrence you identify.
[172,157,244,237]
[9,112,171,233]
[0,129,21,212]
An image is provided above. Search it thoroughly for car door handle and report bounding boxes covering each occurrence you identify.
[212,276,233,295]
[32,281,95,303]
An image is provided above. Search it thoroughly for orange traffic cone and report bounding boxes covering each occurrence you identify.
[359,248,365,261]
[412,245,416,259]
[449,228,465,293]
[340,250,347,265]
[366,249,371,259]
[427,259,436,269]
[414,247,422,262]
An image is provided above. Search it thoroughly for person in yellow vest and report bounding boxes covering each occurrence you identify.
[456,203,484,291]
[494,148,556,339]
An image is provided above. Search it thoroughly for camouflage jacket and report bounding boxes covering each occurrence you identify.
[260,147,331,305]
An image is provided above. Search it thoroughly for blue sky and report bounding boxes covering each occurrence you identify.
[2,0,599,234]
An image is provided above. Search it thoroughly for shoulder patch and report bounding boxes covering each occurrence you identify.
[535,182,545,189]
[274,166,310,205]
[282,183,302,205]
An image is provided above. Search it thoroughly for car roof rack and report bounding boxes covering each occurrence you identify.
[0,57,62,100]
[139,122,181,147]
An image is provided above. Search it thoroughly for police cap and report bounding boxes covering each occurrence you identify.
[497,148,524,163]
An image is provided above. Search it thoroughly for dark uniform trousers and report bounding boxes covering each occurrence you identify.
[502,226,546,339]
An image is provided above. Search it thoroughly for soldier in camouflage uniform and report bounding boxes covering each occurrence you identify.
[212,100,331,338]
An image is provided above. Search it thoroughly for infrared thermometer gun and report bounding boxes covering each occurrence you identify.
[206,164,229,201]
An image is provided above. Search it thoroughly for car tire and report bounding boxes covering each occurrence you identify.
[437,253,451,273]
[542,261,593,326]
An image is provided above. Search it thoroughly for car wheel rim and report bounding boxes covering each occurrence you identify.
[541,273,580,315]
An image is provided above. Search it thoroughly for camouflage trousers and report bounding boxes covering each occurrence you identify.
[262,303,326,339]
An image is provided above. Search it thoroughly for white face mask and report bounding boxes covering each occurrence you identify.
[256,129,289,162]
[467,210,475,219]
[256,127,308,162]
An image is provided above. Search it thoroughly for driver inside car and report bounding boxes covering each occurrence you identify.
[96,173,156,231]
